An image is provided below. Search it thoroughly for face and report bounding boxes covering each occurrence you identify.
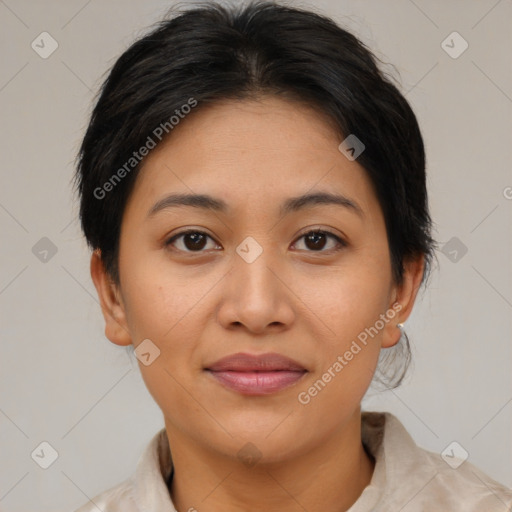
[92,95,423,463]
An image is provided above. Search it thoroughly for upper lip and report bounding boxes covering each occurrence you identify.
[205,352,307,372]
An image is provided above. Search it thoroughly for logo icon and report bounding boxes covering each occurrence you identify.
[236,236,263,264]
[134,339,161,366]
[441,32,468,59]
[441,441,469,469]
[338,134,365,161]
[32,237,58,263]
[31,441,59,469]
[237,442,262,468]
[441,236,468,263]
[31,32,59,59]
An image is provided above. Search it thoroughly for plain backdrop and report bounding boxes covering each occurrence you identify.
[0,0,511,510]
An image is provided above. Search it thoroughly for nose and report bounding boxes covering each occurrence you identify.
[216,245,296,335]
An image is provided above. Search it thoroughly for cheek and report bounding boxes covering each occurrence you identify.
[123,270,204,417]
[121,254,205,340]
[295,278,385,428]
[294,256,391,393]
[299,258,391,342]
[120,255,210,365]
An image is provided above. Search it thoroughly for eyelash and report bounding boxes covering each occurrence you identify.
[165,228,347,254]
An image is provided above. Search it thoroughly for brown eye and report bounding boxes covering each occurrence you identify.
[293,230,346,252]
[166,230,219,252]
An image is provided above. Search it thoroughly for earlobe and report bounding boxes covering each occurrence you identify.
[381,254,425,349]
[90,250,132,346]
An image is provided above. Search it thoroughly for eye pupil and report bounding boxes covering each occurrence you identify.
[305,232,326,251]
[184,232,207,251]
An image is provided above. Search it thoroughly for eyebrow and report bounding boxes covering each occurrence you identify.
[147,191,364,218]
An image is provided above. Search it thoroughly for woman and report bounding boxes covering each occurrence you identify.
[73,1,512,510]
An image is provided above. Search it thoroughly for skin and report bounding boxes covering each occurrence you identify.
[91,95,424,512]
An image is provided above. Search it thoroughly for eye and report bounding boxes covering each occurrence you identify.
[165,229,220,253]
[165,228,346,254]
[292,229,346,252]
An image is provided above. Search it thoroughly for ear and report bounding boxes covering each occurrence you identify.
[381,254,425,349]
[90,249,132,346]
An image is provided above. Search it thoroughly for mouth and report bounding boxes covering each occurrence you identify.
[204,352,308,395]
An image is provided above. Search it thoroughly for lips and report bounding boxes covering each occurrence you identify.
[205,352,307,372]
[205,352,307,395]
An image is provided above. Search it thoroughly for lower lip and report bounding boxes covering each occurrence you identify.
[206,370,307,395]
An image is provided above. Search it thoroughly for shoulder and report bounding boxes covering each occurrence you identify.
[415,445,512,511]
[399,445,512,511]
[72,477,138,512]
[363,412,512,511]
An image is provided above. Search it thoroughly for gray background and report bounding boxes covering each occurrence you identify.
[0,0,511,510]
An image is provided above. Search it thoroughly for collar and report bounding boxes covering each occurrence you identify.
[130,412,436,511]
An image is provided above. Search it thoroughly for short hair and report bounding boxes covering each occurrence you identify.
[74,0,437,387]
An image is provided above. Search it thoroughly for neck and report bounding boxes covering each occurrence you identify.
[166,409,374,512]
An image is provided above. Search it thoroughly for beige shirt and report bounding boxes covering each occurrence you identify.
[74,412,512,511]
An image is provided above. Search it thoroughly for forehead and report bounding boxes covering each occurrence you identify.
[124,96,378,220]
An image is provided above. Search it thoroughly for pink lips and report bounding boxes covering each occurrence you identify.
[205,352,307,395]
